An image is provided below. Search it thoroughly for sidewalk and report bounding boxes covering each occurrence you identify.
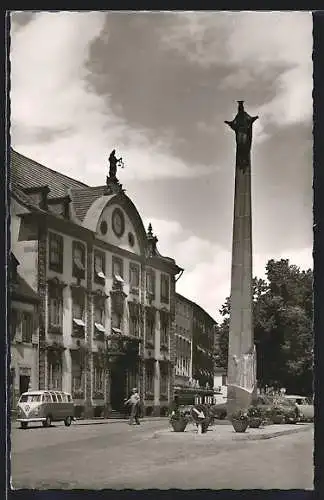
[151,422,313,442]
[74,416,169,425]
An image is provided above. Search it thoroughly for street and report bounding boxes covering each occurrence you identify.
[11,420,313,490]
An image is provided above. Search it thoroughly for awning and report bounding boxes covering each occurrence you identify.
[114,274,124,283]
[73,318,85,327]
[94,323,105,333]
[111,327,122,335]
[97,271,106,279]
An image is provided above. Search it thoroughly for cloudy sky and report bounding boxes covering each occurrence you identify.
[10,11,313,322]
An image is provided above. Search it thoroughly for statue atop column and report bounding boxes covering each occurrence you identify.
[108,149,124,180]
[225,101,258,171]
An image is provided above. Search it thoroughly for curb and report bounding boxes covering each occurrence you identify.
[151,423,312,441]
[74,417,169,426]
[232,424,313,441]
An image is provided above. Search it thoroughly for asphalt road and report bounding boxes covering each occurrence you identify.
[11,420,314,490]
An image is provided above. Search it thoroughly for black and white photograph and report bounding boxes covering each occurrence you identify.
[8,10,313,491]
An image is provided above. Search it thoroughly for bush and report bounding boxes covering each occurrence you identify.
[231,408,248,421]
[247,406,262,418]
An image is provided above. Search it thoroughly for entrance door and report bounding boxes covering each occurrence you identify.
[110,363,127,411]
[19,375,30,395]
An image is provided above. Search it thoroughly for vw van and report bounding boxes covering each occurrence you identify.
[17,390,75,429]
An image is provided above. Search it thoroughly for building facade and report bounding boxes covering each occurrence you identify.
[174,293,217,392]
[10,253,40,414]
[11,149,182,417]
[174,294,193,388]
[192,303,215,390]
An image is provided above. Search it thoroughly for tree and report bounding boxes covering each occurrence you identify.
[216,259,313,395]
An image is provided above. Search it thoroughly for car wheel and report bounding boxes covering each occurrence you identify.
[20,422,28,429]
[44,415,52,427]
[64,416,72,427]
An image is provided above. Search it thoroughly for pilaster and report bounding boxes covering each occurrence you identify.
[37,223,47,390]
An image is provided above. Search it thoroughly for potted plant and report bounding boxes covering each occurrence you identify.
[247,405,262,428]
[169,407,189,432]
[231,408,249,433]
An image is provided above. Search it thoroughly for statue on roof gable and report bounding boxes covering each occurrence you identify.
[108,150,124,179]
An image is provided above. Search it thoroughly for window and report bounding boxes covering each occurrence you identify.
[56,393,63,402]
[129,263,140,289]
[160,312,169,347]
[48,361,62,390]
[72,241,86,279]
[145,363,154,394]
[49,232,64,273]
[94,298,105,336]
[145,310,155,345]
[22,312,33,343]
[161,274,170,304]
[94,250,106,283]
[43,393,52,403]
[94,304,105,325]
[146,269,155,298]
[129,314,139,337]
[128,302,140,337]
[112,256,124,280]
[19,394,42,403]
[48,287,63,332]
[160,366,168,396]
[71,353,85,398]
[93,366,104,392]
[72,289,85,336]
[51,392,58,402]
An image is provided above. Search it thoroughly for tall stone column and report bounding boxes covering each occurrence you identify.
[225,101,258,416]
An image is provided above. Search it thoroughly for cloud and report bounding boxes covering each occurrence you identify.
[144,217,313,322]
[10,11,215,183]
[160,12,312,135]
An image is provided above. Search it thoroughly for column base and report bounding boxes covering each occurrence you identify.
[152,405,160,417]
[226,385,253,419]
[83,401,93,418]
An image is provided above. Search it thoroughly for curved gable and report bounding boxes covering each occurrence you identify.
[82,193,147,256]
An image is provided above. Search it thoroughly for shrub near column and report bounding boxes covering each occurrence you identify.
[247,405,262,428]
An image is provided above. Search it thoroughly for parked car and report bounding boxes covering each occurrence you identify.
[284,395,314,422]
[17,390,75,429]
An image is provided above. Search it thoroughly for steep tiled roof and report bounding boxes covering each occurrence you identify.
[10,148,88,199]
[69,186,107,222]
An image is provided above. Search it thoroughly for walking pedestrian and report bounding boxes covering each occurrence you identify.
[125,388,141,425]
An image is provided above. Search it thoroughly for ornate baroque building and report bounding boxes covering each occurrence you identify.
[10,149,182,417]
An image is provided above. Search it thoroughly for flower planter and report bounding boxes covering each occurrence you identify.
[170,419,187,432]
[272,414,285,424]
[249,417,262,429]
[232,418,249,433]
